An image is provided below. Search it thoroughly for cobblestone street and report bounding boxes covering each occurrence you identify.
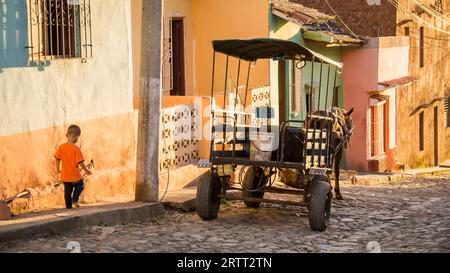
[1,173,449,253]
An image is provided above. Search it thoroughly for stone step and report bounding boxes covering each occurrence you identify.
[161,188,197,212]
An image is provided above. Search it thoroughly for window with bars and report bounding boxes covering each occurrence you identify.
[433,0,443,13]
[27,0,92,63]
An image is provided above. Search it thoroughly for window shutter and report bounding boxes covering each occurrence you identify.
[162,17,173,93]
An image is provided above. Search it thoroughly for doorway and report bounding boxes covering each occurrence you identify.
[434,106,439,166]
[171,18,185,96]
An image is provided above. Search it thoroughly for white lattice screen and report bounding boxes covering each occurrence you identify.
[159,103,200,173]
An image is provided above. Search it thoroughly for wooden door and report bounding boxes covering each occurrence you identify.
[171,18,185,96]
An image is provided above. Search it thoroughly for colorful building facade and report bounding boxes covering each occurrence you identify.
[0,0,137,211]
[276,0,449,172]
[1,0,448,215]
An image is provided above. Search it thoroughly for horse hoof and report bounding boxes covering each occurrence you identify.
[335,193,344,200]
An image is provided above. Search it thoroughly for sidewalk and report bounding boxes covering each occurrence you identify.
[0,164,209,244]
[0,201,164,243]
[439,159,450,168]
[348,165,450,185]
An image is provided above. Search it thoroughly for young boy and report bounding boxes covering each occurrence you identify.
[55,125,92,209]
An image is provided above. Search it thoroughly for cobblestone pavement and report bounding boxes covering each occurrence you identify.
[1,174,449,253]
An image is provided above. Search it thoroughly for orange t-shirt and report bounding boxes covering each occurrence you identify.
[55,143,85,182]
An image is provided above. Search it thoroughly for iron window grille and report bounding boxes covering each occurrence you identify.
[433,0,443,13]
[445,97,449,128]
[27,0,92,64]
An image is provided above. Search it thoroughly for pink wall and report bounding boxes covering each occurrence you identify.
[342,47,379,172]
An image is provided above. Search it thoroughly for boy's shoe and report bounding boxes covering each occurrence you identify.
[73,202,80,208]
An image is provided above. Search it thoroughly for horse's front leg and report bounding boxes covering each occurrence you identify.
[334,150,343,200]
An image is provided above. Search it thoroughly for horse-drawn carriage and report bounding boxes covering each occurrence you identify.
[196,38,353,231]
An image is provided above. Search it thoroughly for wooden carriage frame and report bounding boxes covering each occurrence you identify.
[196,38,343,231]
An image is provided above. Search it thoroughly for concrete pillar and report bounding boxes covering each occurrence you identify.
[135,0,163,202]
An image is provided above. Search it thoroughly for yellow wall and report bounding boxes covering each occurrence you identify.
[131,0,270,100]
[192,0,270,97]
[395,0,450,167]
[132,0,195,102]
[164,0,194,96]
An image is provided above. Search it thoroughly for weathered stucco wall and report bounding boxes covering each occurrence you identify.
[394,0,450,168]
[1,0,133,136]
[131,0,143,109]
[0,0,136,211]
[291,0,449,169]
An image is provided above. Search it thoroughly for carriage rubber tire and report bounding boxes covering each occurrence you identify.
[242,166,267,208]
[196,174,222,220]
[308,180,332,232]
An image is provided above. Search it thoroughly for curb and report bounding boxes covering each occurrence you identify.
[351,168,450,185]
[0,202,164,244]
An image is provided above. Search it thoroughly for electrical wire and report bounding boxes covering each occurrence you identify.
[410,0,450,26]
[387,0,450,34]
[238,165,277,193]
[399,0,450,30]
[388,0,450,33]
[406,31,450,50]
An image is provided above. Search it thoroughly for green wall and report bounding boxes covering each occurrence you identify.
[269,13,345,121]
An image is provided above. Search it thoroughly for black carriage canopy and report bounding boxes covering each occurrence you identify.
[212,38,343,68]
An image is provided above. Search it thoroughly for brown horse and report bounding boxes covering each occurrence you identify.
[310,108,354,200]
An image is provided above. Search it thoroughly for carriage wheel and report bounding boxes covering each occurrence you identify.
[242,166,268,208]
[308,177,332,232]
[196,172,222,220]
